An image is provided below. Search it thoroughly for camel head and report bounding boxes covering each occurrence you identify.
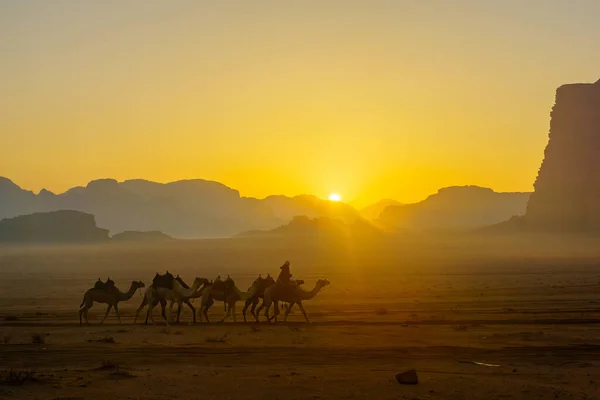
[316,279,330,289]
[132,281,146,290]
[193,277,210,288]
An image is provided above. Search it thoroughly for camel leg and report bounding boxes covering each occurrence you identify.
[256,302,265,322]
[242,299,250,323]
[204,297,214,323]
[84,307,91,325]
[297,301,310,323]
[203,306,210,323]
[283,302,296,322]
[184,300,196,324]
[134,296,148,324]
[113,303,122,324]
[250,298,259,318]
[268,301,280,323]
[175,301,182,324]
[145,299,158,324]
[168,300,176,323]
[79,307,87,326]
[219,303,232,323]
[100,305,113,324]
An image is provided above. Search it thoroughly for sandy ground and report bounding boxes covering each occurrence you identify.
[1,239,600,399]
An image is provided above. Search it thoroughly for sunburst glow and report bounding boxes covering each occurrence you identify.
[329,193,341,202]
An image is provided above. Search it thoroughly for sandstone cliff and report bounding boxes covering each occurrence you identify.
[525,79,600,231]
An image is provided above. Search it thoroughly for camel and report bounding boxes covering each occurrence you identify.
[134,274,209,324]
[198,276,258,323]
[241,274,276,322]
[131,272,174,324]
[135,276,208,325]
[79,280,145,325]
[258,279,330,323]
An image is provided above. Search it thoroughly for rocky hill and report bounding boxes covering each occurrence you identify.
[378,186,530,231]
[236,215,382,239]
[111,230,174,242]
[0,210,109,243]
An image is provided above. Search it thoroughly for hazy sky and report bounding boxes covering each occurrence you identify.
[1,1,599,206]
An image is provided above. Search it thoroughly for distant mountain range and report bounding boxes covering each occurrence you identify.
[0,177,531,238]
[377,186,530,231]
[0,177,361,238]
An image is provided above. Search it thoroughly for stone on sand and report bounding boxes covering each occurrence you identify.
[395,369,418,385]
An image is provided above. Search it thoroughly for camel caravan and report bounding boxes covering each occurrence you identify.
[78,261,330,326]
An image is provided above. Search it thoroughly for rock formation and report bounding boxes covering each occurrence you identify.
[0,210,109,243]
[378,186,530,231]
[525,79,600,231]
[111,230,174,242]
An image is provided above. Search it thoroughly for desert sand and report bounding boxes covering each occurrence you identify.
[1,236,599,399]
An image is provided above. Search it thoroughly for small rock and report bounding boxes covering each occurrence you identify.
[513,369,517,373]
[395,369,418,385]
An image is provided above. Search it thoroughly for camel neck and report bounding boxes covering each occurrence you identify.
[300,284,322,300]
[118,284,137,301]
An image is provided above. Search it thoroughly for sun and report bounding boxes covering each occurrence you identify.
[328,193,341,202]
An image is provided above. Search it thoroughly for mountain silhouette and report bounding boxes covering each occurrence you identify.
[0,210,109,243]
[360,199,402,221]
[236,215,382,239]
[377,186,530,231]
[0,177,362,238]
[0,178,532,237]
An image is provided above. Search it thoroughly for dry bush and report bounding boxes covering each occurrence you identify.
[31,333,45,344]
[0,369,39,386]
[375,307,388,315]
[109,370,136,379]
[95,360,120,371]
[2,335,10,344]
[3,316,19,322]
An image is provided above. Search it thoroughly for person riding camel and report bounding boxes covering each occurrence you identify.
[277,260,298,287]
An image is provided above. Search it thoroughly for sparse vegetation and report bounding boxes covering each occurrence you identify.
[31,333,45,344]
[375,307,388,315]
[0,369,39,386]
[3,315,19,322]
[95,360,120,371]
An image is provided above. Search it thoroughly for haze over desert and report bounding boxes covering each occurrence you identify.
[2,2,600,399]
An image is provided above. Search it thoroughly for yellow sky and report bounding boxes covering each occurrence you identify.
[1,1,599,207]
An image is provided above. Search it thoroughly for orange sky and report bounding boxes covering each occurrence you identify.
[1,1,599,207]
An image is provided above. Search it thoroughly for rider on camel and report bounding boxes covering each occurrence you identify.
[277,260,300,286]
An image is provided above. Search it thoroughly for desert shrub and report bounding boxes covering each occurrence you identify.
[0,369,38,386]
[31,333,45,344]
[375,307,388,315]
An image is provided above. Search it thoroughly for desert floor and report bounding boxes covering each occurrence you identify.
[1,239,599,399]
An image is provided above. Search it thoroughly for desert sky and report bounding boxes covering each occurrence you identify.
[1,0,599,206]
